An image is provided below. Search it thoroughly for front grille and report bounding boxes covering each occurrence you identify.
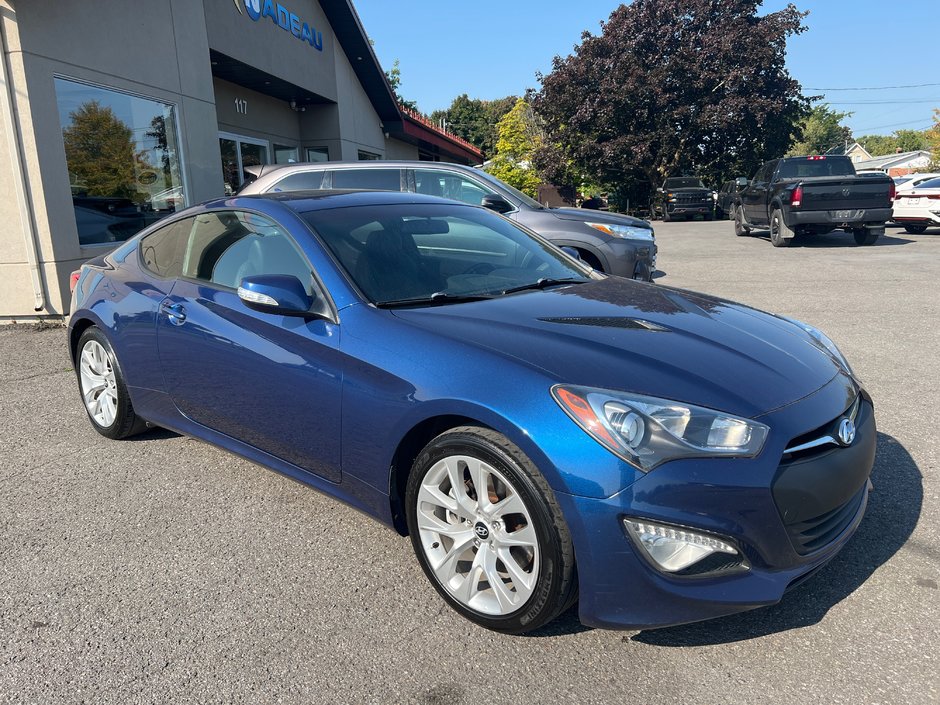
[786,486,865,554]
[772,395,875,556]
[674,193,710,205]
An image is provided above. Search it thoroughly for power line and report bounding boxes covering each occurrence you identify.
[824,98,940,105]
[807,82,940,91]
[851,118,933,133]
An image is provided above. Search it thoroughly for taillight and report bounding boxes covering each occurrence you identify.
[807,155,826,161]
[69,270,81,293]
[889,180,896,201]
[791,184,803,208]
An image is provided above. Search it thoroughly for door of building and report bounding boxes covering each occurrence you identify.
[219,132,270,194]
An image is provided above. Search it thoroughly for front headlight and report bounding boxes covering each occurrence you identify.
[586,222,654,241]
[778,315,856,380]
[552,385,769,471]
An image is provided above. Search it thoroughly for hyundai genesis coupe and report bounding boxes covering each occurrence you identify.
[68,190,875,634]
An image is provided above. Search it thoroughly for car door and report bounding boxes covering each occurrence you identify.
[743,163,772,224]
[155,209,343,482]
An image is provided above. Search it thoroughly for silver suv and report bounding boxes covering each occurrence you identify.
[239,161,657,280]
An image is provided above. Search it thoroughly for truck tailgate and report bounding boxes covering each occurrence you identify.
[794,177,891,212]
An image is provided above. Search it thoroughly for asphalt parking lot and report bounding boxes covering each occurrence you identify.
[1,220,938,704]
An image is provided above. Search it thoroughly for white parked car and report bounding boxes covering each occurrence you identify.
[892,172,940,193]
[892,176,940,234]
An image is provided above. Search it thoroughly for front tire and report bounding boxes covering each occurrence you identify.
[75,327,147,439]
[770,208,793,247]
[405,426,577,634]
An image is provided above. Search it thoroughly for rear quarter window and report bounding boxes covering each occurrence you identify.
[331,169,402,191]
[139,217,193,279]
[269,171,328,192]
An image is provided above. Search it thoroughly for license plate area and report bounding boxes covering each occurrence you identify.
[830,209,862,221]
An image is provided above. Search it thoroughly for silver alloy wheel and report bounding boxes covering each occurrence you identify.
[78,339,118,427]
[415,454,540,616]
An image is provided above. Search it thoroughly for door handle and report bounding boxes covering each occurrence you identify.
[160,301,187,325]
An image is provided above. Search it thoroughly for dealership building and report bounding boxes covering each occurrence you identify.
[0,0,481,320]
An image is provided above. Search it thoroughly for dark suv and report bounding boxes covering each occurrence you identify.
[652,177,715,221]
[239,161,657,280]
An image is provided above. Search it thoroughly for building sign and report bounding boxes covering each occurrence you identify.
[235,0,324,51]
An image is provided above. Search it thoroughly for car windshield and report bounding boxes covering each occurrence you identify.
[473,168,546,209]
[664,178,706,189]
[913,177,940,190]
[302,203,596,306]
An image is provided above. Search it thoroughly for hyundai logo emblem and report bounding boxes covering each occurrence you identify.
[837,418,856,446]
[473,522,490,540]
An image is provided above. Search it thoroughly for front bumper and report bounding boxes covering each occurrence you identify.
[599,238,658,280]
[557,374,875,630]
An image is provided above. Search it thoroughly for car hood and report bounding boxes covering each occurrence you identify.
[391,278,840,418]
[548,208,652,229]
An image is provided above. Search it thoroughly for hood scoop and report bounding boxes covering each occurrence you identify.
[539,316,669,332]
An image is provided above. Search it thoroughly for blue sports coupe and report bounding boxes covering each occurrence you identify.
[68,191,875,634]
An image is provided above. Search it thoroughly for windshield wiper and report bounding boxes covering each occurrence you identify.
[376,292,496,308]
[501,278,587,296]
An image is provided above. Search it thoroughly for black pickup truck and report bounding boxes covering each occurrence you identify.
[652,177,715,221]
[733,156,895,246]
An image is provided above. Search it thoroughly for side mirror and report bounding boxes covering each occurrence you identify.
[238,274,318,317]
[735,177,749,188]
[560,246,582,260]
[481,194,513,214]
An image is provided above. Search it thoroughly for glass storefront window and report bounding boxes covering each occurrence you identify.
[305,146,329,162]
[219,133,269,193]
[274,144,299,164]
[54,77,185,246]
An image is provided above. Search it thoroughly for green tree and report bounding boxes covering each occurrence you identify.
[926,109,940,170]
[486,98,542,197]
[534,0,809,195]
[856,133,897,157]
[894,129,928,153]
[788,104,853,156]
[385,59,418,112]
[429,94,517,158]
[63,100,137,198]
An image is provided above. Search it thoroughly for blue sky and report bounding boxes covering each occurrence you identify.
[355,0,939,137]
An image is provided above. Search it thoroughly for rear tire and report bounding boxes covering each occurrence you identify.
[75,327,147,439]
[853,229,880,246]
[405,426,577,634]
[769,208,793,247]
[662,209,672,223]
[903,224,927,234]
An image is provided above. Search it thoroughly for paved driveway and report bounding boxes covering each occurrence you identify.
[1,221,938,704]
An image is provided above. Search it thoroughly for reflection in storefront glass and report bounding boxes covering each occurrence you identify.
[220,138,239,195]
[54,78,186,246]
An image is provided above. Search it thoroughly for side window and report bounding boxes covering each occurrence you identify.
[139,217,193,279]
[182,211,314,295]
[753,163,771,183]
[331,168,402,191]
[415,170,495,206]
[270,171,327,192]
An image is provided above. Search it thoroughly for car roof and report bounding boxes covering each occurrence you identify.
[243,160,481,180]
[213,188,474,214]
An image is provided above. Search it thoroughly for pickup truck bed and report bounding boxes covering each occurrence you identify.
[734,156,894,247]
